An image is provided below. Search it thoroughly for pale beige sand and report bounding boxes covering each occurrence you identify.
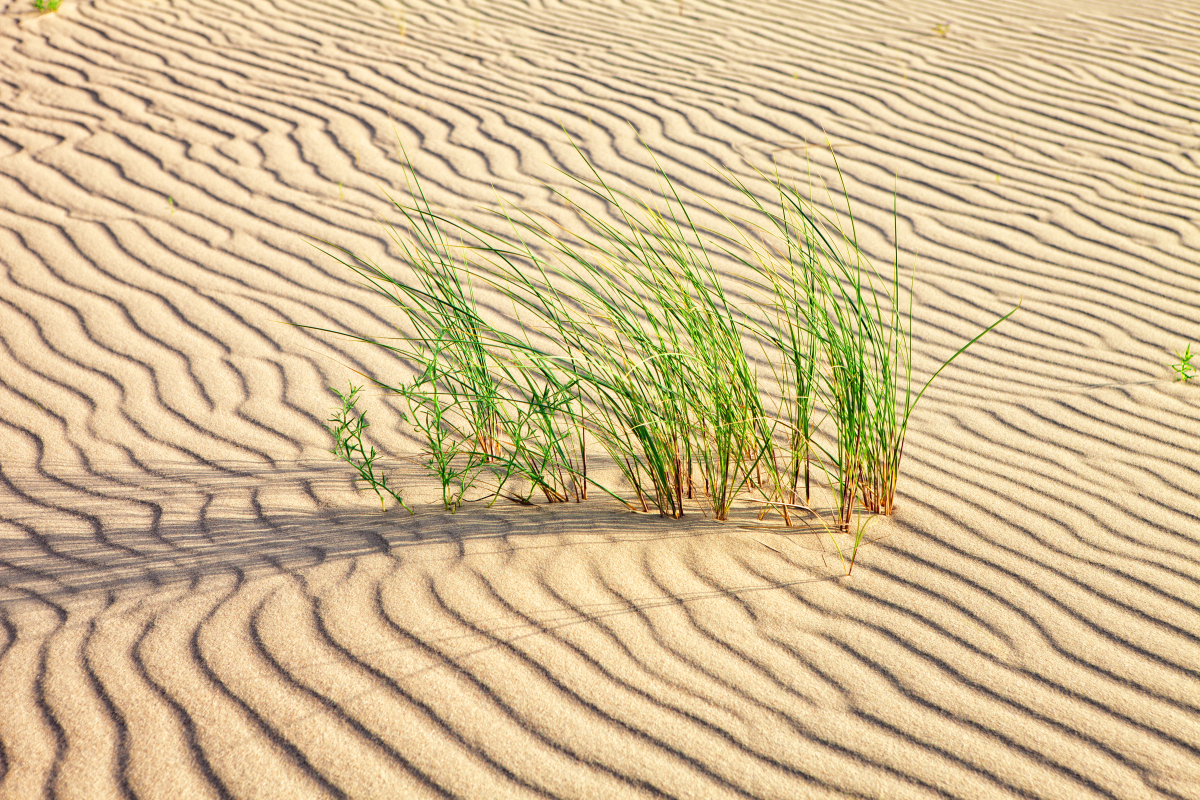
[2,0,1199,796]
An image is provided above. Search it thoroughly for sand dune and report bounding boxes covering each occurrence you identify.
[2,0,1199,796]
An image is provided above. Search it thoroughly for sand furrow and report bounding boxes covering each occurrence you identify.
[2,0,1199,797]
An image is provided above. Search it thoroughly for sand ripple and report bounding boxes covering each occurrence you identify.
[2,0,1199,796]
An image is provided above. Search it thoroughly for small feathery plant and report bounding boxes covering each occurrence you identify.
[324,382,409,511]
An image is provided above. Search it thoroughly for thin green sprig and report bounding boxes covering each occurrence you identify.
[324,382,410,512]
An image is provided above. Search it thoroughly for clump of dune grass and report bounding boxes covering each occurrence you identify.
[701,161,1015,570]
[306,160,594,512]
[467,153,774,522]
[740,164,1016,526]
[307,139,1015,572]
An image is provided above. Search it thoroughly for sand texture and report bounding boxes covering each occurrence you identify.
[2,0,1200,796]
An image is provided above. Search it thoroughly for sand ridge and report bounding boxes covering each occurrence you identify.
[1,0,1199,797]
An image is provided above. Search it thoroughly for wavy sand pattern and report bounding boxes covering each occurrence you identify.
[2,0,1199,796]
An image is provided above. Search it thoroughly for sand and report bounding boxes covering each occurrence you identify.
[1,0,1199,796]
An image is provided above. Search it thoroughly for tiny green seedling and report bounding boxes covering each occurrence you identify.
[167,196,175,214]
[1171,344,1196,382]
[933,22,951,37]
[33,0,62,12]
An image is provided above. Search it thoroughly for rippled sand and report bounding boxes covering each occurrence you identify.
[2,0,1199,797]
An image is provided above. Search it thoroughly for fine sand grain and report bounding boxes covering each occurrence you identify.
[2,0,1199,797]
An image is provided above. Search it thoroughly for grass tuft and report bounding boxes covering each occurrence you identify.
[306,138,1016,573]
